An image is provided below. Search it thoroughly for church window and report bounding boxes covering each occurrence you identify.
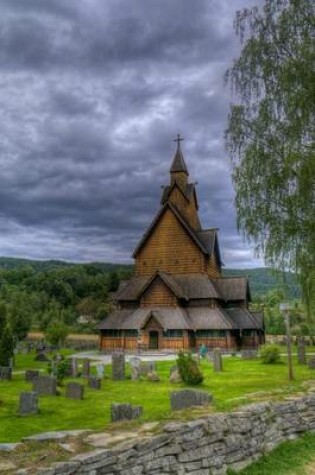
[124,330,138,337]
[196,330,225,338]
[163,330,183,338]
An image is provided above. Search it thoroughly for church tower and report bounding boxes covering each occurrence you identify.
[98,137,264,351]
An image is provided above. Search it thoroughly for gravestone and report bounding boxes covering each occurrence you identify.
[241,349,258,360]
[32,376,57,396]
[25,370,39,382]
[213,349,223,372]
[170,389,212,411]
[65,382,84,400]
[0,367,12,381]
[110,403,143,422]
[308,357,315,369]
[96,363,105,379]
[88,377,101,390]
[147,371,160,382]
[139,361,156,376]
[34,352,50,362]
[112,353,125,380]
[82,359,90,378]
[130,357,141,381]
[70,358,79,377]
[297,340,307,365]
[169,365,181,383]
[19,392,39,415]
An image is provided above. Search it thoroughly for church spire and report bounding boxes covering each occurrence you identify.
[170,134,189,188]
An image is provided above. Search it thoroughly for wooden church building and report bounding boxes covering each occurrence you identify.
[98,137,264,351]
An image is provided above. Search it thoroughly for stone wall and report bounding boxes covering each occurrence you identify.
[37,394,315,475]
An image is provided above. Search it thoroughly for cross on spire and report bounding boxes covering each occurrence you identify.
[173,133,184,149]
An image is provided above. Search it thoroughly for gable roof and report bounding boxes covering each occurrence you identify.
[161,182,199,209]
[196,229,223,267]
[114,276,148,301]
[138,271,188,301]
[132,202,209,258]
[225,308,263,330]
[214,277,251,302]
[114,273,222,303]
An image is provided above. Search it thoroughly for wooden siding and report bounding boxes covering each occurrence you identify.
[206,254,221,278]
[171,172,188,188]
[195,337,228,350]
[141,278,177,307]
[168,186,200,230]
[135,208,203,276]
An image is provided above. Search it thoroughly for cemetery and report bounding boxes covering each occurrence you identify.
[0,343,315,473]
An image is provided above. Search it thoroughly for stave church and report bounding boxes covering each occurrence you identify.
[98,137,264,351]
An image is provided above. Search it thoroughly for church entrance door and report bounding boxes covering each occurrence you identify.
[149,331,159,349]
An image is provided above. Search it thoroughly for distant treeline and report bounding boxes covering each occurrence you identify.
[0,256,309,337]
[0,257,300,299]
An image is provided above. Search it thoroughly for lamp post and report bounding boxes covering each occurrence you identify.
[280,303,294,381]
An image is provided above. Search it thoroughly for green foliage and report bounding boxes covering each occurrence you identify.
[45,321,70,347]
[0,324,14,366]
[225,0,315,319]
[48,356,70,384]
[177,351,204,385]
[260,344,281,364]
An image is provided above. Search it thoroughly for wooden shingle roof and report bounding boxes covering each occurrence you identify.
[225,308,263,330]
[170,147,188,174]
[214,277,251,302]
[188,307,237,330]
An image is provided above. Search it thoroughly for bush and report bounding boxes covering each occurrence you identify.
[177,351,204,385]
[260,344,281,364]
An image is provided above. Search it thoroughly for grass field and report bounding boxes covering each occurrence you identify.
[0,350,314,443]
[228,432,315,475]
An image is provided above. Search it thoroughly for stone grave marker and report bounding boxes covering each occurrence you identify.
[112,353,125,380]
[308,357,315,369]
[111,403,143,422]
[69,358,78,377]
[147,371,160,382]
[130,357,141,380]
[25,370,39,382]
[33,376,57,396]
[297,341,307,365]
[82,359,90,378]
[66,382,84,400]
[170,389,212,411]
[241,349,258,360]
[88,377,101,390]
[0,367,12,381]
[19,392,39,415]
[169,365,181,383]
[96,363,105,379]
[213,348,223,372]
[139,361,156,376]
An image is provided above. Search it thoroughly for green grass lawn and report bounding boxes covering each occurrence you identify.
[0,351,314,443]
[228,432,315,475]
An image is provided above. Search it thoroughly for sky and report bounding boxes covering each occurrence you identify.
[0,0,265,268]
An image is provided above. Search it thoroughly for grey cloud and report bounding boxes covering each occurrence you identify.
[0,0,264,267]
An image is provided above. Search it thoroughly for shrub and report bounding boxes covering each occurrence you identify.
[177,351,203,385]
[260,344,281,364]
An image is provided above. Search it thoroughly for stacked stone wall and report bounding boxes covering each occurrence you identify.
[37,394,315,475]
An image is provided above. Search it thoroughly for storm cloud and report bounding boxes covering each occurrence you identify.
[0,0,264,268]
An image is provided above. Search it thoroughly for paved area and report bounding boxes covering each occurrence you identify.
[70,350,178,363]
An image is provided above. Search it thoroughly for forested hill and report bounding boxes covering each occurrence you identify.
[223,268,300,299]
[0,257,300,298]
[0,257,133,273]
